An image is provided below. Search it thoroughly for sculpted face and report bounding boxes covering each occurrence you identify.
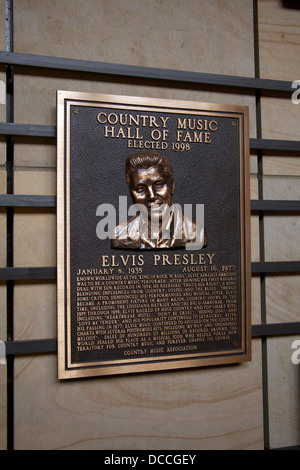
[129,165,174,220]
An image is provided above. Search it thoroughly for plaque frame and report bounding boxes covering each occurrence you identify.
[57,91,251,379]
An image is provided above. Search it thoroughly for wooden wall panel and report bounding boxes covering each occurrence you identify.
[267,336,300,448]
[14,281,57,341]
[263,155,300,177]
[260,98,300,142]
[8,0,264,451]
[258,0,300,448]
[266,276,300,324]
[14,341,263,450]
[13,210,56,268]
[12,72,258,136]
[1,0,299,451]
[13,0,255,76]
[258,0,300,82]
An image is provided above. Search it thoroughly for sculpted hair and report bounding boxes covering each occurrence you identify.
[125,152,174,188]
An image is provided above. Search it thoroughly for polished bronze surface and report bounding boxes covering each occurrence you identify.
[111,152,207,250]
[57,91,251,379]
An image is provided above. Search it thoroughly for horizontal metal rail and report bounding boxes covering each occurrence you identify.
[252,322,300,338]
[1,123,300,153]
[251,261,300,274]
[0,267,57,280]
[0,194,56,207]
[250,138,300,152]
[0,51,294,92]
[1,194,300,212]
[5,338,57,356]
[251,200,300,211]
[4,321,300,356]
[0,262,299,281]
[0,122,56,137]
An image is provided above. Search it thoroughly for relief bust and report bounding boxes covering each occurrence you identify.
[111,152,207,250]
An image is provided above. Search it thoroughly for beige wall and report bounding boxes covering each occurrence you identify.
[0,0,299,450]
[258,0,300,449]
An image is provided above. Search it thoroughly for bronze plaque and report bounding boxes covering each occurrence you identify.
[57,91,251,379]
